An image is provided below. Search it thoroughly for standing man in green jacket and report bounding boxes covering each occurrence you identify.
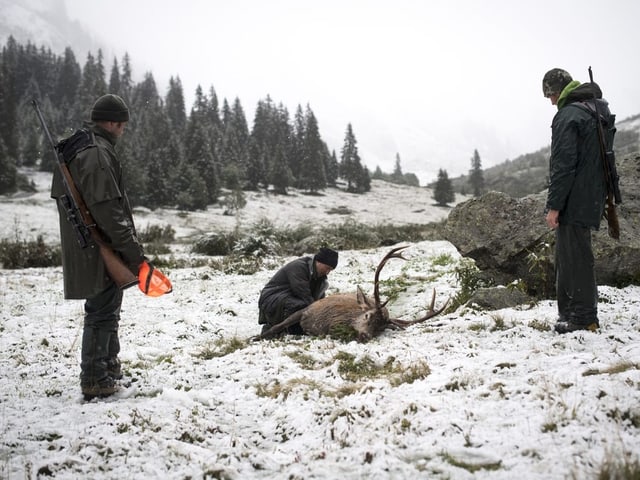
[51,94,145,399]
[542,68,611,334]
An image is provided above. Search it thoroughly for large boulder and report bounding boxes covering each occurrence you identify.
[444,153,640,299]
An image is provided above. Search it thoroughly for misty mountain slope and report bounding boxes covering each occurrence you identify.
[445,113,640,198]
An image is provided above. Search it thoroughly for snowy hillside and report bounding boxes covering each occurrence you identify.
[0,171,463,245]
[1,171,639,479]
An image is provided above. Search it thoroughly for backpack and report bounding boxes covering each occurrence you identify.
[55,128,96,164]
[569,100,621,204]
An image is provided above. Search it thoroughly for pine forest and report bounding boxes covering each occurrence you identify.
[0,37,374,209]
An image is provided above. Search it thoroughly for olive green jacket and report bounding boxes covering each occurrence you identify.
[546,82,608,229]
[51,123,144,299]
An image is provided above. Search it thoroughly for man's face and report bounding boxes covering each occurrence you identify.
[111,121,127,137]
[104,121,127,137]
[315,261,334,277]
[547,93,559,106]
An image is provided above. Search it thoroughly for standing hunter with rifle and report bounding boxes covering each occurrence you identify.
[34,94,170,400]
[542,67,619,334]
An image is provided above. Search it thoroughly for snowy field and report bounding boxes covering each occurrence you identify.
[1,172,639,479]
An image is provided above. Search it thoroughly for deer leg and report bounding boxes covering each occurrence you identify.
[258,309,305,340]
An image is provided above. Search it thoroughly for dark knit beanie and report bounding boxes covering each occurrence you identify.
[315,247,339,269]
[542,68,572,97]
[91,94,130,122]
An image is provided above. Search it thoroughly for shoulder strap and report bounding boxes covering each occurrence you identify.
[567,101,615,128]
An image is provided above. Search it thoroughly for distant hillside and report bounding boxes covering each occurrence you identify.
[440,113,640,198]
[0,0,99,59]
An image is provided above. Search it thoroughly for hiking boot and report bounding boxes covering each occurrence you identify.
[554,320,600,334]
[106,357,123,380]
[81,376,119,400]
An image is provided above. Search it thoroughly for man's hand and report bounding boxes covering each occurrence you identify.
[546,209,560,229]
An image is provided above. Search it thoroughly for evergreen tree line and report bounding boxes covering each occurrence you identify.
[0,37,373,209]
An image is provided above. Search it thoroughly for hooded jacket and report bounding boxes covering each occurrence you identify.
[51,123,144,299]
[546,81,609,229]
[258,255,328,314]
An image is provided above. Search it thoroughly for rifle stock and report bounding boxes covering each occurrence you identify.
[605,198,620,239]
[32,100,138,289]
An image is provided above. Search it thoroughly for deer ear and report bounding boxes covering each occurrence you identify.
[356,285,374,308]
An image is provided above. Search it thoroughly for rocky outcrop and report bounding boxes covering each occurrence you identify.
[444,153,640,305]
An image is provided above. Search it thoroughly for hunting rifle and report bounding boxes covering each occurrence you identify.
[32,99,139,289]
[588,66,621,239]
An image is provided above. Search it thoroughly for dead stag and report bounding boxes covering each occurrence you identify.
[255,246,448,342]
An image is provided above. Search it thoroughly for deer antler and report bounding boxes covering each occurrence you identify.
[388,289,449,328]
[373,245,409,307]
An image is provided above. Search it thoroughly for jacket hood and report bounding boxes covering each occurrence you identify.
[558,81,603,109]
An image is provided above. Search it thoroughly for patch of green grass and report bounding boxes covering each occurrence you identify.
[327,322,360,342]
[335,351,430,385]
[194,336,246,359]
[285,350,325,370]
[431,253,455,267]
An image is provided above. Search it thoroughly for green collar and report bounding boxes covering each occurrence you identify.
[557,80,581,110]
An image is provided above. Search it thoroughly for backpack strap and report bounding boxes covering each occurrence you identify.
[567,101,614,128]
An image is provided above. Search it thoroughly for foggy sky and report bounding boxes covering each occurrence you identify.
[63,0,640,184]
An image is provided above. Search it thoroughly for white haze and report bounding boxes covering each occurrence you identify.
[2,0,640,184]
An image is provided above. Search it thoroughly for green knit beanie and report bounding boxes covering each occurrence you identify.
[90,94,130,122]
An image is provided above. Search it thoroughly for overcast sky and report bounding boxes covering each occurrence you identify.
[63,0,640,184]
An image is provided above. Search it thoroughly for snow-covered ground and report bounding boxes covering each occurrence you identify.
[1,172,639,479]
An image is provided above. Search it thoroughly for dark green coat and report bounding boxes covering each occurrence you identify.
[546,82,608,229]
[51,123,144,299]
[258,256,328,314]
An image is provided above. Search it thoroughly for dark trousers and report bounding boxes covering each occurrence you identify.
[259,296,306,335]
[555,224,598,324]
[80,283,123,384]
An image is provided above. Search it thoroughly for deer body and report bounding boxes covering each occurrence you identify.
[261,288,390,341]
[257,246,448,343]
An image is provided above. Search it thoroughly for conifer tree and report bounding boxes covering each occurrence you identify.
[247,97,273,190]
[0,36,20,160]
[290,104,306,186]
[298,106,326,192]
[392,153,404,184]
[433,168,455,206]
[339,123,369,193]
[0,136,17,195]
[270,143,293,194]
[184,87,218,204]
[166,76,187,132]
[119,53,133,104]
[219,97,249,189]
[54,47,81,116]
[76,52,107,123]
[469,148,485,197]
[324,148,339,187]
[108,57,121,95]
[372,165,384,180]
